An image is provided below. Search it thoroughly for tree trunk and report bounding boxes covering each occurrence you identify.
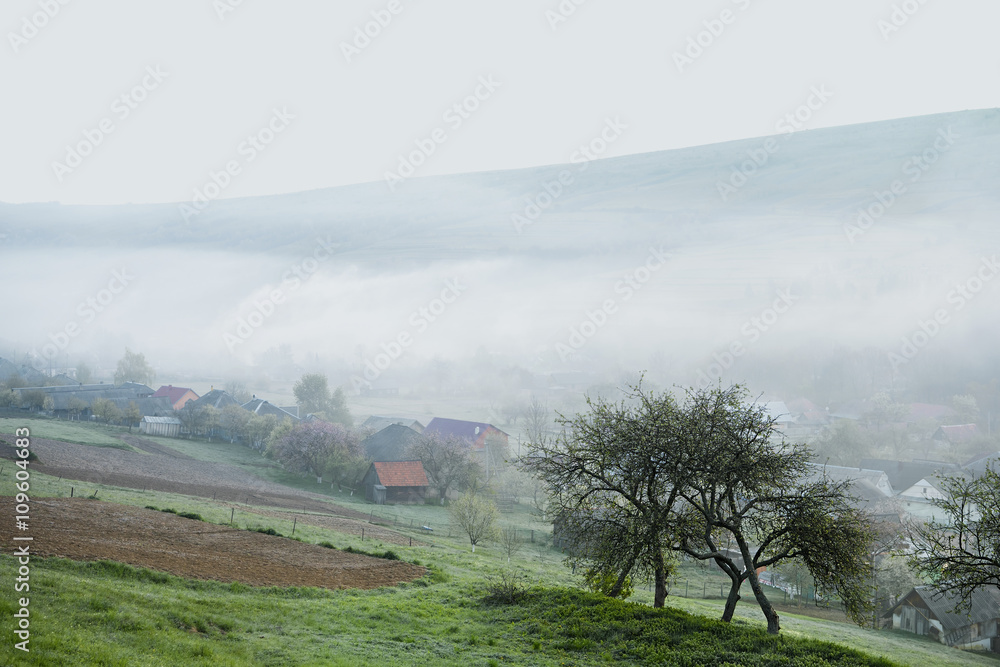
[609,560,634,599]
[746,568,780,634]
[653,550,668,607]
[721,577,742,622]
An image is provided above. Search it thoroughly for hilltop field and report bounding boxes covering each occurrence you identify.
[0,416,995,666]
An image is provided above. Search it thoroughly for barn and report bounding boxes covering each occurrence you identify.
[885,586,1000,652]
[139,416,182,438]
[360,461,429,505]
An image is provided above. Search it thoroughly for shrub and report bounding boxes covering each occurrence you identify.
[484,568,530,605]
[178,512,204,521]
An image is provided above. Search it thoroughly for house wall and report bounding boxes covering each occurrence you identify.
[386,486,426,505]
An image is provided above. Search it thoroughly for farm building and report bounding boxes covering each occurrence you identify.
[139,416,182,438]
[152,385,199,411]
[934,424,980,445]
[242,397,300,421]
[885,586,1000,652]
[360,461,429,505]
[362,424,424,462]
[362,415,425,434]
[423,417,508,450]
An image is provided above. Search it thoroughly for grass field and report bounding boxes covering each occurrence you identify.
[1,417,998,665]
[0,417,139,452]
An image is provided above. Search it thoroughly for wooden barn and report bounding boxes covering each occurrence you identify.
[139,416,182,438]
[360,461,429,505]
[885,586,1000,652]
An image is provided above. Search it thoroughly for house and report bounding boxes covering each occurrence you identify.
[362,415,425,434]
[14,383,172,420]
[886,586,1000,652]
[359,461,429,505]
[934,424,980,445]
[187,389,240,411]
[242,397,300,421]
[139,416,182,438]
[804,463,894,497]
[362,424,424,462]
[152,385,199,411]
[859,458,960,497]
[965,451,1000,478]
[423,417,508,451]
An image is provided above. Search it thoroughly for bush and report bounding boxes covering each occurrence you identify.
[160,508,177,514]
[484,568,530,605]
[178,512,204,521]
[318,542,337,549]
[583,568,634,600]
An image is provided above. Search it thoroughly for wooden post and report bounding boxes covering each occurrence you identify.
[361,528,364,541]
[230,508,235,525]
[292,517,297,536]
[703,582,706,598]
[409,537,412,547]
[71,487,74,498]
[686,581,689,598]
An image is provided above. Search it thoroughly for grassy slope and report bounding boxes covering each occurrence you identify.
[0,417,996,665]
[0,417,138,452]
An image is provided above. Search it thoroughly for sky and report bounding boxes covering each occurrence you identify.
[2,0,998,206]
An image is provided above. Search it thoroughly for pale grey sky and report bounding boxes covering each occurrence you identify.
[2,0,997,205]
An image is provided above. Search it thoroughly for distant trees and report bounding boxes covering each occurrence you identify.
[219,404,252,443]
[911,465,1000,609]
[293,373,352,425]
[67,397,87,420]
[114,348,155,386]
[224,380,251,405]
[450,493,499,553]
[527,382,876,634]
[407,434,481,503]
[176,404,219,439]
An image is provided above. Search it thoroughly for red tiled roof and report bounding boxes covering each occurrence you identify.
[935,424,979,442]
[152,385,197,403]
[373,461,429,488]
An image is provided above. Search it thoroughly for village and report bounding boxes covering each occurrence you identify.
[2,351,1000,655]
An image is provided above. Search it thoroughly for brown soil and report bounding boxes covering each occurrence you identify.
[0,497,425,590]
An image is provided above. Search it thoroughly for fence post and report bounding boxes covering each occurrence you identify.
[531,530,534,543]
[361,528,365,541]
[71,487,74,498]
[230,508,235,525]
[292,517,297,536]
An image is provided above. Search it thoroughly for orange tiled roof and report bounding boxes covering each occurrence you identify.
[373,461,429,488]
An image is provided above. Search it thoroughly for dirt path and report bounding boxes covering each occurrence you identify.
[0,498,425,590]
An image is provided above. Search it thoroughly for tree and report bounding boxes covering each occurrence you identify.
[407,434,481,503]
[862,392,907,432]
[526,381,875,631]
[21,390,47,412]
[911,466,1000,610]
[122,401,142,432]
[0,389,17,408]
[523,397,551,446]
[497,524,525,563]
[219,404,251,443]
[67,397,87,420]
[246,414,279,452]
[293,374,352,426]
[671,385,875,634]
[75,362,93,385]
[269,420,363,482]
[811,419,872,466]
[525,387,684,608]
[92,398,122,425]
[4,373,27,390]
[951,394,980,424]
[114,348,155,386]
[450,493,499,552]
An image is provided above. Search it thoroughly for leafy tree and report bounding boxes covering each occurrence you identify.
[21,390,47,412]
[92,398,122,425]
[583,568,634,600]
[671,385,875,634]
[407,434,481,503]
[526,387,684,607]
[0,389,17,408]
[811,419,872,466]
[67,397,87,420]
[75,362,93,385]
[42,395,55,412]
[293,374,352,426]
[269,420,363,482]
[951,394,980,424]
[246,414,279,452]
[219,404,251,443]
[862,392,907,432]
[114,348,155,386]
[450,493,499,552]
[123,401,142,432]
[875,556,920,611]
[911,466,1000,609]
